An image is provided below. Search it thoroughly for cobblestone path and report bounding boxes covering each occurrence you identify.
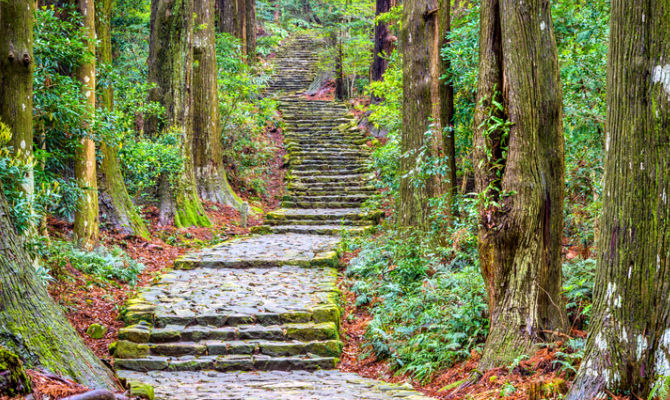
[113,35,431,399]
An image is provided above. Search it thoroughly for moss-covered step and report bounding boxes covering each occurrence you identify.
[114,339,342,358]
[116,354,338,372]
[144,322,340,344]
[268,225,374,236]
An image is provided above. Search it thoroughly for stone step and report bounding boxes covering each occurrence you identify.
[266,218,372,226]
[282,200,367,209]
[115,339,342,359]
[145,322,339,343]
[266,208,379,223]
[288,175,374,184]
[269,225,373,235]
[290,168,371,176]
[115,354,338,373]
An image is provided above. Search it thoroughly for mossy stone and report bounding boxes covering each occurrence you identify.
[114,340,150,359]
[0,346,31,397]
[86,323,107,339]
[128,380,155,400]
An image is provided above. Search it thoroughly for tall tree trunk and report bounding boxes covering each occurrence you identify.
[473,0,566,369]
[567,2,670,398]
[95,0,150,239]
[0,0,34,196]
[216,0,237,34]
[438,0,456,201]
[237,0,247,56]
[397,0,441,229]
[73,0,100,246]
[193,0,243,208]
[370,0,392,100]
[147,0,211,227]
[245,0,256,63]
[335,34,345,100]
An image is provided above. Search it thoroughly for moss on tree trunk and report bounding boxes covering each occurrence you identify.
[567,2,670,398]
[73,0,100,247]
[0,188,118,390]
[95,0,150,239]
[147,0,211,227]
[473,0,566,369]
[0,0,35,196]
[193,0,244,208]
[397,0,442,229]
[245,0,256,63]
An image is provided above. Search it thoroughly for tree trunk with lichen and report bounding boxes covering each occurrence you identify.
[473,0,566,369]
[237,0,247,56]
[95,0,150,238]
[147,0,211,227]
[245,0,256,63]
[73,0,100,246]
[566,2,670,398]
[0,0,35,196]
[194,0,243,208]
[216,0,237,34]
[397,0,442,229]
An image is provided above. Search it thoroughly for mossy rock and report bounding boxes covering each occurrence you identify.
[128,380,155,400]
[86,323,107,339]
[113,340,150,359]
[0,346,31,397]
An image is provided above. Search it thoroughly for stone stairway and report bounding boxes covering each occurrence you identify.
[110,35,430,399]
[266,36,321,95]
[264,36,380,236]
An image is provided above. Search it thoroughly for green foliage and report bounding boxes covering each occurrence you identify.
[216,33,280,199]
[562,258,596,327]
[344,199,486,382]
[0,123,60,235]
[120,128,183,200]
[33,6,90,220]
[45,240,145,285]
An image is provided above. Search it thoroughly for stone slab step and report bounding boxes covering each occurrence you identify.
[282,200,367,209]
[143,322,339,343]
[115,354,338,373]
[269,225,373,235]
[266,218,372,226]
[115,339,342,359]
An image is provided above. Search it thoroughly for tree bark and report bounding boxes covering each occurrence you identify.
[370,0,392,98]
[237,0,247,56]
[95,0,150,239]
[567,2,670,398]
[193,0,243,208]
[397,0,441,229]
[245,0,256,63]
[216,0,237,34]
[0,0,35,196]
[438,0,457,202]
[147,0,211,227]
[73,0,100,247]
[0,190,118,389]
[473,0,566,369]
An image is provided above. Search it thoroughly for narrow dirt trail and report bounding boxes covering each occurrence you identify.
[112,34,431,399]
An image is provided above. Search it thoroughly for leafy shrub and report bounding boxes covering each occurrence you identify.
[345,199,487,382]
[45,240,145,285]
[216,33,280,199]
